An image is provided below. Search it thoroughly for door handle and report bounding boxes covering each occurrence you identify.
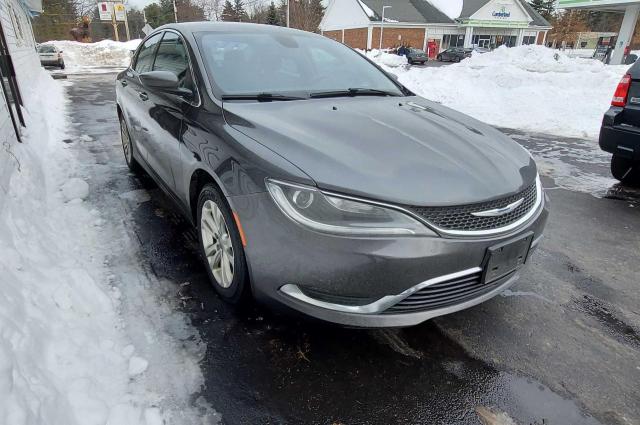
[139,92,148,101]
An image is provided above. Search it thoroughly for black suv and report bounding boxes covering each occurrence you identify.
[599,62,640,183]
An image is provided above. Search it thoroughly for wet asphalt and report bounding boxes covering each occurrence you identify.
[62,72,639,425]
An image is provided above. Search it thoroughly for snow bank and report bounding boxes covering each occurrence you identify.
[373,45,627,138]
[0,67,215,423]
[362,49,408,67]
[47,39,141,73]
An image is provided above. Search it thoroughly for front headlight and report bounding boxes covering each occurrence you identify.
[266,179,435,236]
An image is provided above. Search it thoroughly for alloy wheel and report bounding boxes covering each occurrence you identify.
[200,199,235,288]
[120,119,132,164]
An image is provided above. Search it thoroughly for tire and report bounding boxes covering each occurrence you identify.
[59,61,65,69]
[197,184,250,304]
[437,55,442,61]
[611,154,639,184]
[119,115,141,173]
[408,59,414,65]
[455,56,461,63]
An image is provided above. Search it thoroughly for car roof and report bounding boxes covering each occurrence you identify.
[155,21,318,38]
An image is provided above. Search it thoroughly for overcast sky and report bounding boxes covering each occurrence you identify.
[124,0,329,13]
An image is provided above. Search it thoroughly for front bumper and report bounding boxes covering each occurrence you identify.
[231,191,549,328]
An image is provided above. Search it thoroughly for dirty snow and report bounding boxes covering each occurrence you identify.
[46,39,141,74]
[371,45,628,139]
[0,65,216,423]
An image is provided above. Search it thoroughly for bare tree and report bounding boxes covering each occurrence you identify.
[198,0,224,20]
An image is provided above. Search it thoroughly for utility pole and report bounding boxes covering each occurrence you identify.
[123,7,130,41]
[379,5,391,50]
[110,2,119,42]
[173,0,178,23]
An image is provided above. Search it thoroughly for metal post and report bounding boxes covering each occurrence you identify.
[173,0,178,23]
[611,4,640,65]
[379,5,391,50]
[286,0,290,28]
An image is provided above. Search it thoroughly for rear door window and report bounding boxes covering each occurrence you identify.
[134,33,162,74]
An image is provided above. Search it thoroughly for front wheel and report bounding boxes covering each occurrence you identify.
[437,55,442,61]
[198,184,250,304]
[611,154,639,184]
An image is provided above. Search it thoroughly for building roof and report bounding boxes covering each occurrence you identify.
[359,0,455,24]
[459,0,551,27]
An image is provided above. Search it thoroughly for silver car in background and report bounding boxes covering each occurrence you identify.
[37,44,65,69]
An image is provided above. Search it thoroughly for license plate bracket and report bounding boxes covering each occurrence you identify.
[482,232,534,284]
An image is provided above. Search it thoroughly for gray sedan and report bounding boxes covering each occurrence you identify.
[116,22,548,327]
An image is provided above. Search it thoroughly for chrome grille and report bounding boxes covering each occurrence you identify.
[409,182,537,232]
[383,270,506,314]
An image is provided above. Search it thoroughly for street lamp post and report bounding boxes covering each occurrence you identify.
[379,6,391,51]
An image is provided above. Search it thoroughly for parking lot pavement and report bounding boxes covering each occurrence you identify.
[64,72,639,425]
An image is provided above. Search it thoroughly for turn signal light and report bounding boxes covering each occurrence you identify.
[612,74,631,107]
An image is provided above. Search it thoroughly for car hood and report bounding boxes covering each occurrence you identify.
[223,96,537,206]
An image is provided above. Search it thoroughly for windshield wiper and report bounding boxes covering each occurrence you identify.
[309,88,402,99]
[221,93,306,102]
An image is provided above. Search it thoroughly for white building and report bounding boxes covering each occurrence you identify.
[0,0,41,203]
[320,0,552,55]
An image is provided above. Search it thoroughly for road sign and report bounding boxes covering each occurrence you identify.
[98,2,111,20]
[114,3,126,21]
[558,0,640,8]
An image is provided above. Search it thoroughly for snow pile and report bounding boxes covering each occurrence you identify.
[358,0,376,18]
[424,0,463,19]
[362,49,408,67]
[47,39,141,73]
[0,67,215,423]
[374,45,628,138]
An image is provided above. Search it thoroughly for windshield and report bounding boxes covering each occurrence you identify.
[196,31,403,97]
[38,45,56,53]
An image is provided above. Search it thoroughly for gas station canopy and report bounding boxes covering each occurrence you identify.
[558,0,640,64]
[559,0,640,10]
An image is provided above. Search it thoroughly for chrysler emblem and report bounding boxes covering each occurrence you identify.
[471,198,524,217]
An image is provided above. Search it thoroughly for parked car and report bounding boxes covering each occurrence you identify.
[37,44,65,69]
[116,23,548,327]
[406,48,428,65]
[599,62,640,184]
[436,47,472,62]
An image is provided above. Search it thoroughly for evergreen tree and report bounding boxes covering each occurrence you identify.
[266,2,280,25]
[221,0,237,21]
[234,0,248,22]
[528,0,555,19]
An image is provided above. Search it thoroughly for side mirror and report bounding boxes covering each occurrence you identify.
[387,72,399,81]
[139,70,193,98]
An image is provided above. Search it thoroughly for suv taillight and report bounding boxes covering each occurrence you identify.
[612,74,631,107]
